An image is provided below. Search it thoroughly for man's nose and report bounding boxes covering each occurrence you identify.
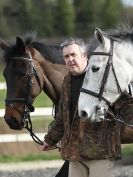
[69,55,74,61]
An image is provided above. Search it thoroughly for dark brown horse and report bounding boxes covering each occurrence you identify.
[0,36,69,177]
[1,37,68,129]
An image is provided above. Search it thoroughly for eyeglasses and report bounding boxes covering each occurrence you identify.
[61,38,85,48]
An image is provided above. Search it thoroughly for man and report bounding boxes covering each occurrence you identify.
[41,38,120,177]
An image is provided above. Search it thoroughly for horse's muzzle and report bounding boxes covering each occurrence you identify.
[4,116,23,130]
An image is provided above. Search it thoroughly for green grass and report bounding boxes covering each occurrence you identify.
[0,75,4,82]
[33,91,53,107]
[0,116,54,133]
[30,116,54,132]
[0,145,132,163]
[0,90,53,108]
[0,117,60,163]
[0,153,61,163]
[0,90,6,108]
[0,69,4,82]
[122,144,133,155]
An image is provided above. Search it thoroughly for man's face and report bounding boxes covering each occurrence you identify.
[63,43,87,75]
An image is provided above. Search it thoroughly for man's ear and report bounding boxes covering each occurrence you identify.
[84,52,88,59]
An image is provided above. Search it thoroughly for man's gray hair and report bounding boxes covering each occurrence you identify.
[61,37,87,54]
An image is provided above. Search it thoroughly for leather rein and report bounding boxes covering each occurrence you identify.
[80,38,133,128]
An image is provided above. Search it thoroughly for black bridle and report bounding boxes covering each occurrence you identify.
[5,56,41,109]
[81,39,122,105]
[80,38,133,128]
[5,52,45,145]
[5,52,61,149]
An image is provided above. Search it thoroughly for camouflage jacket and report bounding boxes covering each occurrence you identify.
[45,73,122,161]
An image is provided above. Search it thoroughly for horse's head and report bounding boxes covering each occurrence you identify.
[0,37,44,129]
[78,27,133,122]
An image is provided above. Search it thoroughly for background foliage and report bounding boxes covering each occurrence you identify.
[0,0,132,39]
[0,0,133,160]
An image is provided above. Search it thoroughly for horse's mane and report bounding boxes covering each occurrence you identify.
[3,35,65,64]
[26,38,65,64]
[87,25,133,55]
[3,26,133,64]
[105,25,133,41]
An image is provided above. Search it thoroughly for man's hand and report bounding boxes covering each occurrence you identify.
[41,141,53,151]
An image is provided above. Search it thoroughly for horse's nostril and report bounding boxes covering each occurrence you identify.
[80,111,88,118]
[79,108,91,119]
[4,116,22,130]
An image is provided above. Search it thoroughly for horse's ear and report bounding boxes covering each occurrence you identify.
[0,39,9,51]
[16,36,26,51]
[95,28,106,46]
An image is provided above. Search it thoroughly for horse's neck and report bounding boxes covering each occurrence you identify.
[42,60,68,104]
[114,42,133,83]
[34,49,68,104]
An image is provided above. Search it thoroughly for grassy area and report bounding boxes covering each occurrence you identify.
[0,144,132,163]
[0,116,54,134]
[0,90,5,108]
[122,144,133,155]
[0,116,133,163]
[0,75,4,82]
[0,69,5,82]
[0,116,60,163]
[33,91,53,107]
[0,152,61,163]
[29,116,54,132]
[0,90,53,108]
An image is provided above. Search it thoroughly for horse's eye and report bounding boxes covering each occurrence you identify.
[92,66,100,72]
[15,71,26,77]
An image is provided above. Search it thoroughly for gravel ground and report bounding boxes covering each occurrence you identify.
[0,168,59,177]
[0,160,64,177]
[112,156,133,177]
[0,158,132,177]
[113,165,133,177]
[0,166,132,177]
